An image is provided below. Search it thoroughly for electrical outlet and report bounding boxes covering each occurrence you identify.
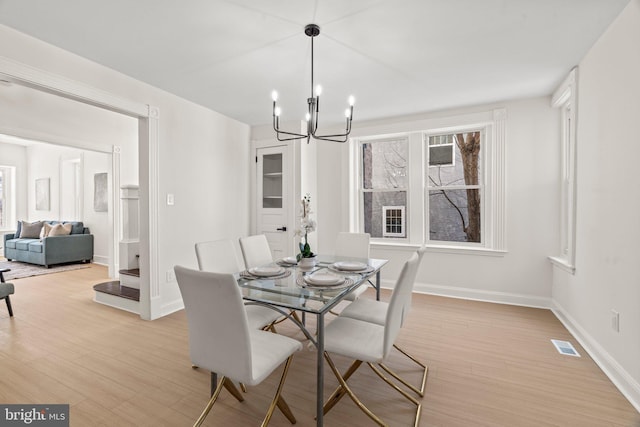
[167,193,175,206]
[611,310,620,332]
[166,269,176,282]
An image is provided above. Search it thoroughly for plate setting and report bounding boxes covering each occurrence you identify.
[297,272,354,290]
[241,266,291,280]
[329,261,374,274]
[278,256,299,266]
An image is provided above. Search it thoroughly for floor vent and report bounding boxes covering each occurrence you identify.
[551,339,580,357]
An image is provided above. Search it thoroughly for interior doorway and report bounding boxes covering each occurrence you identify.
[0,57,160,320]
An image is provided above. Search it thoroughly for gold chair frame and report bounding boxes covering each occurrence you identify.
[323,352,422,427]
[194,356,296,427]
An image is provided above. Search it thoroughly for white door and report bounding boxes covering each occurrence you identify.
[256,145,290,260]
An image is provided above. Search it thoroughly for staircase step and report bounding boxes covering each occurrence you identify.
[119,268,140,278]
[93,281,140,301]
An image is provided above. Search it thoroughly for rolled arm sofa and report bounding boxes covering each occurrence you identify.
[3,220,93,267]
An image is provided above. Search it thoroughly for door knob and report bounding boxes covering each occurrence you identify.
[277,226,287,232]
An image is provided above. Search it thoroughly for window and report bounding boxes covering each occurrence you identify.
[382,206,405,237]
[550,68,577,273]
[0,166,16,230]
[426,131,483,244]
[361,138,408,239]
[354,109,506,253]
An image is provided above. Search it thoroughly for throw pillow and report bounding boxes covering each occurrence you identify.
[40,222,53,239]
[48,223,72,237]
[19,221,44,239]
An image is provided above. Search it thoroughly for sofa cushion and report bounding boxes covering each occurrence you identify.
[5,239,17,249]
[28,241,43,253]
[49,223,72,236]
[16,239,38,250]
[64,221,84,235]
[19,221,43,238]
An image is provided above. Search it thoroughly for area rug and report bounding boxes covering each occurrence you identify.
[0,260,90,280]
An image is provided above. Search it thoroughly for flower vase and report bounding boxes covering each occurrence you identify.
[298,256,317,269]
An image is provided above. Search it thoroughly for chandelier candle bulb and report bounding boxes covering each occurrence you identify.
[271,90,278,101]
[315,85,322,96]
[349,95,355,106]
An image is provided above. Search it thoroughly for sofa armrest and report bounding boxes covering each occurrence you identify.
[3,233,15,246]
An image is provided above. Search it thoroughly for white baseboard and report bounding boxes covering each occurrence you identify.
[400,280,640,412]
[410,280,552,309]
[92,255,109,266]
[552,300,640,413]
[160,298,184,318]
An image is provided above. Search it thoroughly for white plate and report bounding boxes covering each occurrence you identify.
[249,266,285,277]
[304,272,345,286]
[282,256,298,265]
[333,261,368,271]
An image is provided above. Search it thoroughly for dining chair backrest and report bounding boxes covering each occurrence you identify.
[404,246,426,317]
[383,249,422,357]
[239,234,273,269]
[195,239,243,273]
[335,232,370,259]
[174,266,252,382]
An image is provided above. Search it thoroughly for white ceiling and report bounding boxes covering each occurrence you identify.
[0,0,630,127]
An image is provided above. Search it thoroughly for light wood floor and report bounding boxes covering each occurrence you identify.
[0,263,638,426]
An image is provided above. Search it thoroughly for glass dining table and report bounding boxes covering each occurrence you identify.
[235,254,388,427]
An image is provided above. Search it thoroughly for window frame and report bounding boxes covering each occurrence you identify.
[424,128,485,247]
[352,108,506,254]
[358,136,410,242]
[549,68,577,274]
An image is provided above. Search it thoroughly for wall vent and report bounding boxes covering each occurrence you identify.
[551,339,580,357]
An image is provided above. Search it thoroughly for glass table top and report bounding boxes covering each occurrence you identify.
[237,255,387,315]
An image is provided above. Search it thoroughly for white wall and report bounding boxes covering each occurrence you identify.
[314,97,560,306]
[552,0,640,410]
[0,24,251,317]
[24,144,111,264]
[0,141,27,233]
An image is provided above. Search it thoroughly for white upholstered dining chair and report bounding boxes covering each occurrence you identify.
[321,248,424,427]
[339,246,428,398]
[174,266,302,427]
[195,239,280,330]
[239,234,273,269]
[334,232,371,301]
[238,235,302,325]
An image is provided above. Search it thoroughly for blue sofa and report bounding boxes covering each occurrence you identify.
[3,221,93,267]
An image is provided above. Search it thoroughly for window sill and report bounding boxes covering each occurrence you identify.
[370,241,507,257]
[548,256,575,274]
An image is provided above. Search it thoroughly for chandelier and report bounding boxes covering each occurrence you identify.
[271,24,355,143]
